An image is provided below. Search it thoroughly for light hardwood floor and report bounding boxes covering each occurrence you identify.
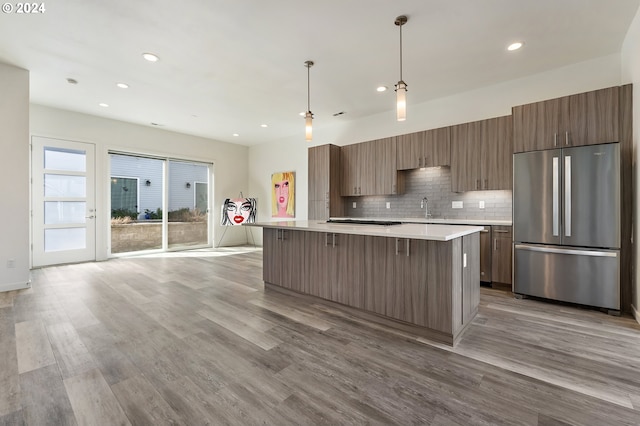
[1,247,640,425]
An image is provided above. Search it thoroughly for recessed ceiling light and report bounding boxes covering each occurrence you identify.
[507,42,524,51]
[260,124,268,128]
[116,82,129,89]
[233,133,239,137]
[376,86,388,92]
[99,103,109,107]
[142,53,159,62]
[67,78,78,85]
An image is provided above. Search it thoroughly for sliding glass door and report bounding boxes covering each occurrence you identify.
[110,153,211,255]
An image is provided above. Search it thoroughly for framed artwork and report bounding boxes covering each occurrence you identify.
[220,197,257,226]
[271,171,295,218]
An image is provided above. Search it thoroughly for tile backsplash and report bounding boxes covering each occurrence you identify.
[345,167,512,220]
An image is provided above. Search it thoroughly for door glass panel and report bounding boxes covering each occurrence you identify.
[44,201,86,224]
[110,154,163,253]
[168,160,209,249]
[44,147,86,172]
[44,174,86,197]
[45,228,86,252]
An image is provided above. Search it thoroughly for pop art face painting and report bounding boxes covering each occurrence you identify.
[271,171,295,218]
[220,198,257,225]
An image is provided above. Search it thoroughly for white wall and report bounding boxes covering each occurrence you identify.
[248,54,624,245]
[621,5,640,323]
[0,63,30,291]
[30,105,250,258]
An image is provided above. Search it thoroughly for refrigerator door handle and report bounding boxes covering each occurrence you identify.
[565,155,571,237]
[552,157,559,236]
[514,244,618,258]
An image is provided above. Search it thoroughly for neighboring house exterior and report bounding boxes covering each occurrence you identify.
[110,154,209,220]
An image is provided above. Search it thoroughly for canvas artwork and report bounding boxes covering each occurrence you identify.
[220,197,257,226]
[271,171,295,218]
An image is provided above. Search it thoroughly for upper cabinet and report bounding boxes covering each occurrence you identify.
[341,138,403,196]
[396,127,451,170]
[513,86,619,153]
[308,144,343,220]
[451,115,512,192]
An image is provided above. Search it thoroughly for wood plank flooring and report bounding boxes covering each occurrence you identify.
[1,246,640,425]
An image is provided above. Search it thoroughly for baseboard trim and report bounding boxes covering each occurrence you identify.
[0,280,31,292]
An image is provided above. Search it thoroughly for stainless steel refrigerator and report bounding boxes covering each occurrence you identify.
[513,142,620,311]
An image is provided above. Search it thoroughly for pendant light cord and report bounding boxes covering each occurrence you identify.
[399,23,403,82]
[307,63,311,112]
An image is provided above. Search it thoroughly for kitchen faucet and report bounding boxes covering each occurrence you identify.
[421,197,431,218]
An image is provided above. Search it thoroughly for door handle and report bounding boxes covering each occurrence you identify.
[552,156,559,236]
[494,238,497,251]
[332,233,336,248]
[395,238,399,256]
[85,215,95,219]
[565,131,569,146]
[406,239,410,257]
[565,155,571,237]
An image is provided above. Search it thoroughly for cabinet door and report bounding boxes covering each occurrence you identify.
[374,137,400,195]
[513,97,569,152]
[397,239,429,325]
[396,132,421,170]
[359,141,376,195]
[263,228,281,285]
[305,232,331,298]
[568,87,619,147]
[308,145,329,202]
[280,229,305,291]
[479,227,492,282]
[424,127,451,167]
[341,144,359,196]
[332,234,365,308]
[364,236,395,316]
[492,226,512,284]
[451,121,481,192]
[426,240,453,333]
[483,115,513,190]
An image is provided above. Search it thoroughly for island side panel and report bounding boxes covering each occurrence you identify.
[426,240,454,334]
[462,232,480,325]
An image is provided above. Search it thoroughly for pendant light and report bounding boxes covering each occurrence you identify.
[304,60,314,141]
[395,15,408,121]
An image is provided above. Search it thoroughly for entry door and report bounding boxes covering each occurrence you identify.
[32,137,96,267]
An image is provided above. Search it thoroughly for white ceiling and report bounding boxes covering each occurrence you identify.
[1,0,638,146]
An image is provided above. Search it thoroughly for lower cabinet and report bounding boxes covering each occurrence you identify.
[479,226,492,283]
[262,228,305,291]
[305,232,365,308]
[492,226,512,284]
[264,227,480,345]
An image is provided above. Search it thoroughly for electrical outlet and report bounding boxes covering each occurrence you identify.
[386,202,391,209]
[479,201,485,209]
[452,201,463,209]
[7,259,15,268]
[352,202,357,209]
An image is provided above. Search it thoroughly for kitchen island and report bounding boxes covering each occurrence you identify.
[248,220,482,345]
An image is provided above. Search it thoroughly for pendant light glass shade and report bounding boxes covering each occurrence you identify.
[396,81,407,121]
[304,60,314,141]
[395,15,408,122]
[305,111,313,141]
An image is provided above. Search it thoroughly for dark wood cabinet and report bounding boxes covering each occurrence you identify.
[308,144,343,220]
[451,115,512,192]
[365,236,429,326]
[513,86,619,153]
[479,226,492,283]
[305,232,365,308]
[341,139,403,196]
[262,228,305,291]
[491,225,512,285]
[396,127,450,170]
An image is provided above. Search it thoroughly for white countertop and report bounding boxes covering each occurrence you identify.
[330,217,512,226]
[246,220,484,241]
